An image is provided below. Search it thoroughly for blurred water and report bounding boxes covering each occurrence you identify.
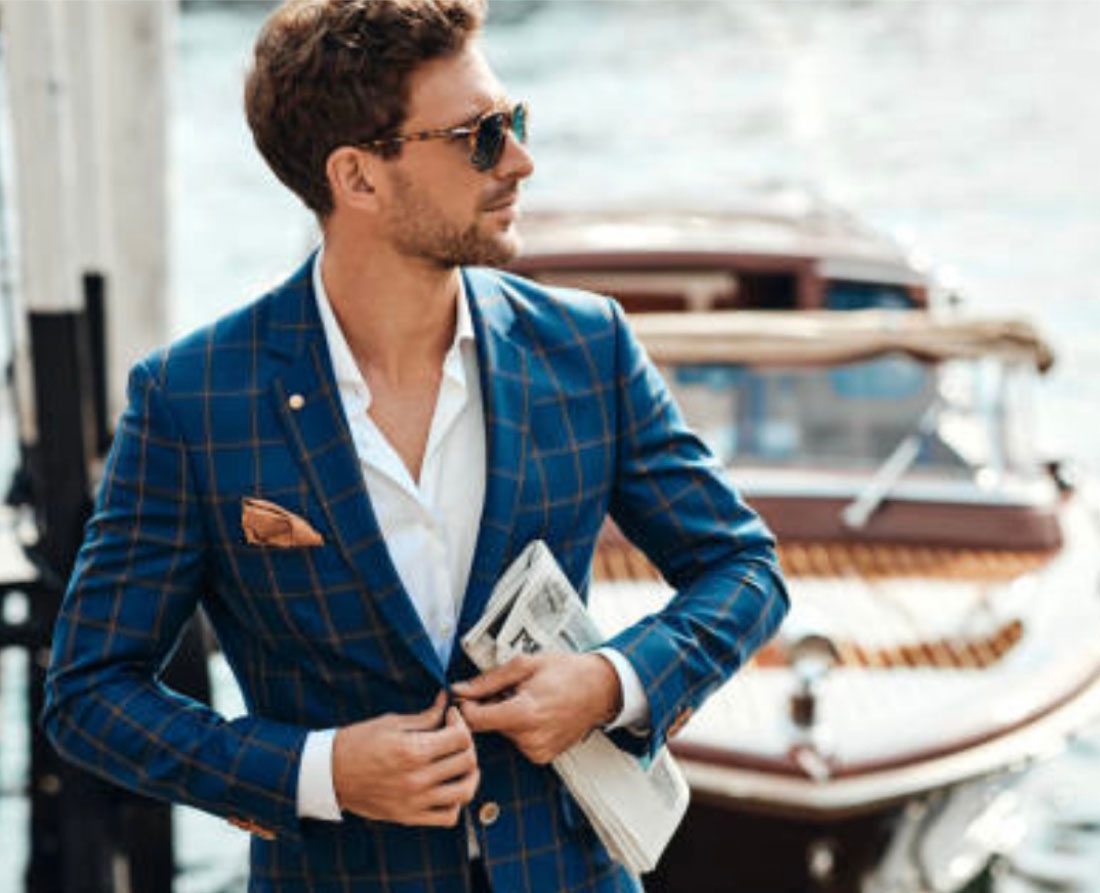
[169,0,1100,468]
[3,1,1100,890]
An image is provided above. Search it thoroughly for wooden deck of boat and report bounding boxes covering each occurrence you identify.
[594,532,1055,585]
[593,533,1055,672]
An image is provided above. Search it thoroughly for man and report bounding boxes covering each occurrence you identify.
[43,1,789,891]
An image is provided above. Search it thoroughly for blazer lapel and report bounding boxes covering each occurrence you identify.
[451,268,531,668]
[263,255,445,683]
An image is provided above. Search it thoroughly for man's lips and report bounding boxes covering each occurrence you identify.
[483,193,518,212]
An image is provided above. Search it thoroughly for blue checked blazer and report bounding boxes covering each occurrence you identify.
[43,254,789,892]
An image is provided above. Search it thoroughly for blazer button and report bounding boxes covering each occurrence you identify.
[288,393,305,411]
[478,801,501,827]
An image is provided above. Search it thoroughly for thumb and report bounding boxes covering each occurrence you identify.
[445,704,466,729]
[402,690,448,731]
[453,654,535,700]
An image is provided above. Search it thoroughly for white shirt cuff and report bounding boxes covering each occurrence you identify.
[297,728,343,821]
[595,647,650,733]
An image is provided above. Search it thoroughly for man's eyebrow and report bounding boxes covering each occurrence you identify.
[456,96,509,127]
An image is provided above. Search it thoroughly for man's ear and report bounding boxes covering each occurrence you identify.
[326,147,378,213]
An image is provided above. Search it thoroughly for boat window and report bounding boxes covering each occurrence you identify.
[664,360,970,475]
[736,273,798,310]
[827,356,927,401]
[825,281,916,311]
[523,267,799,312]
[936,359,1040,479]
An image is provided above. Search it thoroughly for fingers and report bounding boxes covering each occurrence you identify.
[459,690,531,733]
[452,654,536,700]
[410,707,474,761]
[400,690,448,732]
[419,804,464,828]
[334,697,483,828]
[460,694,561,763]
[424,766,481,810]
[445,702,462,728]
[420,741,478,786]
[408,741,481,827]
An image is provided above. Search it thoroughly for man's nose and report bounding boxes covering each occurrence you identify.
[494,130,534,181]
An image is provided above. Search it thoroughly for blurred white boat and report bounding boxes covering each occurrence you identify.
[511,205,1100,891]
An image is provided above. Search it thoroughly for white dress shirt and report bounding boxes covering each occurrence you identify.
[297,249,648,822]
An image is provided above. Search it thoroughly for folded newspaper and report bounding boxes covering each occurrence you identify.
[461,540,690,875]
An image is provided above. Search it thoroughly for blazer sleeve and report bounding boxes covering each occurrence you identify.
[41,358,309,840]
[602,299,790,759]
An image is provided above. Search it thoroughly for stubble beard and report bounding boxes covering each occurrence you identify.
[386,171,519,270]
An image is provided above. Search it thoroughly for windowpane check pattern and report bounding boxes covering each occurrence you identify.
[42,255,789,891]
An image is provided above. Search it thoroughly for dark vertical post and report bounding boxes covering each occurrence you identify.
[24,290,195,893]
[24,309,107,893]
[82,273,111,456]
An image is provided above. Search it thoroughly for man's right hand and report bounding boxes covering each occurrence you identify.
[332,691,480,827]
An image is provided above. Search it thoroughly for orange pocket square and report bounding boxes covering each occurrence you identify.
[241,497,324,548]
[227,815,276,840]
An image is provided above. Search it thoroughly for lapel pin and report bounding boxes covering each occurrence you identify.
[288,393,305,411]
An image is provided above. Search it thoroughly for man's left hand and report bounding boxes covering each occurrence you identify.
[453,653,622,764]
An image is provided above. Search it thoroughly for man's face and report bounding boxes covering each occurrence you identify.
[376,44,535,269]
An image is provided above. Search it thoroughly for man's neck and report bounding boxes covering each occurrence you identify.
[321,231,459,387]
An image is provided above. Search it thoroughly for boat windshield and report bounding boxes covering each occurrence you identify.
[660,354,1042,482]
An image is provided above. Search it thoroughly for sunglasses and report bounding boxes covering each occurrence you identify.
[362,102,528,172]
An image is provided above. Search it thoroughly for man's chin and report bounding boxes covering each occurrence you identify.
[464,227,520,268]
[492,228,521,264]
[410,221,522,269]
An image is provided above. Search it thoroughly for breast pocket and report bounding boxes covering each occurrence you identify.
[231,540,324,594]
[216,487,351,638]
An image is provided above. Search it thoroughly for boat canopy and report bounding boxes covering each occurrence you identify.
[629,310,1055,373]
[516,199,914,271]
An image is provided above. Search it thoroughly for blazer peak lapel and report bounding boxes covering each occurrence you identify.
[452,269,531,666]
[266,263,445,683]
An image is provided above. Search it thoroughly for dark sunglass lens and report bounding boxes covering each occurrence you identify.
[511,104,528,144]
[472,112,506,171]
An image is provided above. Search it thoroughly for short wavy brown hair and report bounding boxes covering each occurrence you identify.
[244,0,485,218]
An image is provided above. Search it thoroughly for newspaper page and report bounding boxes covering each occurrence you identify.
[461,541,690,875]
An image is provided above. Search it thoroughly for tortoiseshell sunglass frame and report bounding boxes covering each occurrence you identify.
[360,102,528,172]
